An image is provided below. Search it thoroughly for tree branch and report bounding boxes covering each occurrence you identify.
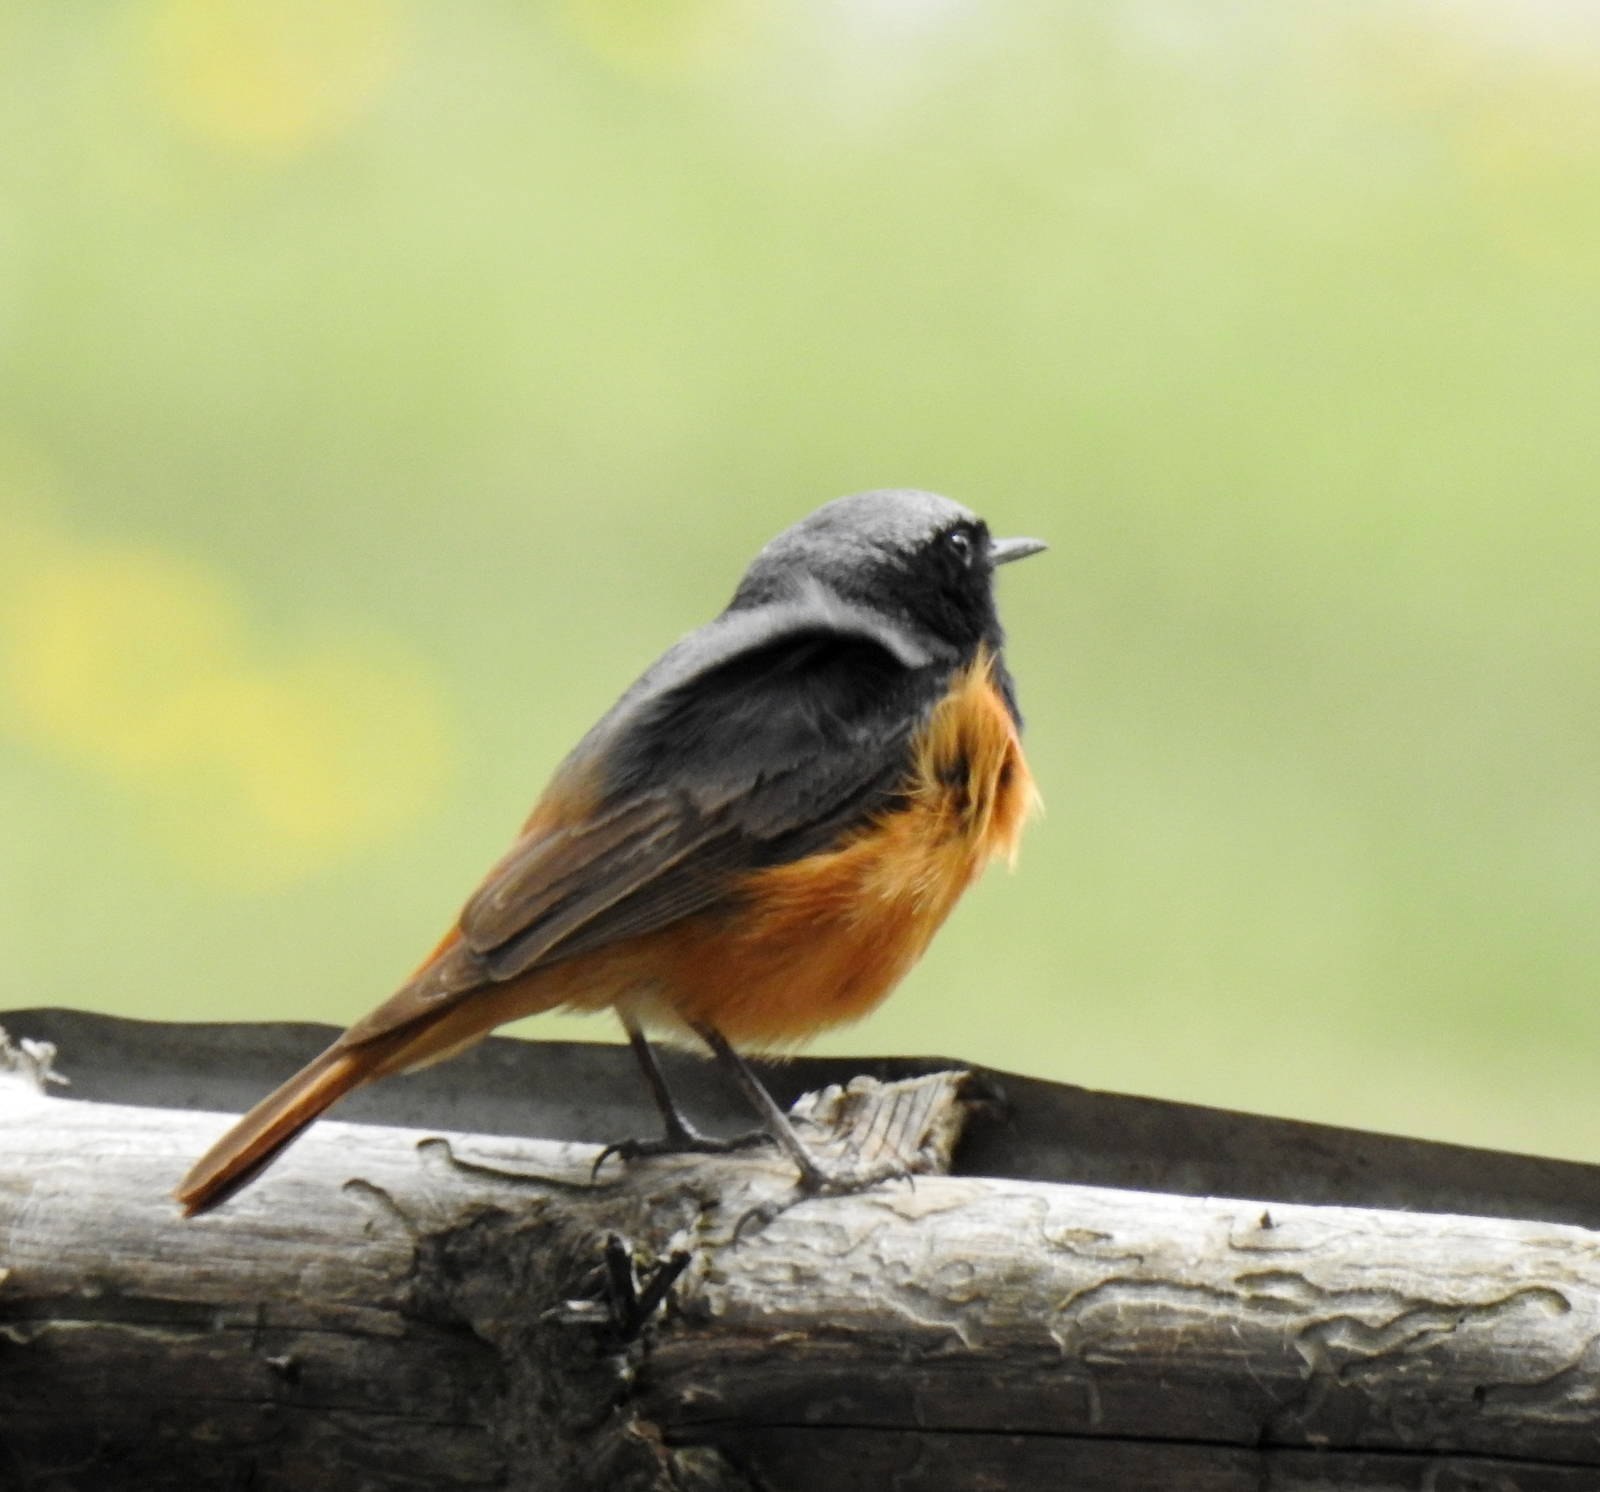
[4,1013,1600,1491]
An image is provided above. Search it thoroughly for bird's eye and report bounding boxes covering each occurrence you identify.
[946,528,975,567]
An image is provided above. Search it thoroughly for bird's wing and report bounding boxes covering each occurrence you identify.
[338,594,951,1048]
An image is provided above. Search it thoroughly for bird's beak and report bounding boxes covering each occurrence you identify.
[989,535,1048,566]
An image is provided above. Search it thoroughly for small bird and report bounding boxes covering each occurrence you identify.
[177,489,1044,1215]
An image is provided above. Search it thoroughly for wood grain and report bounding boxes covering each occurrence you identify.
[4,1022,1600,1490]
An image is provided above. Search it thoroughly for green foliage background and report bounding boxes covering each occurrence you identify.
[4,2,1598,1156]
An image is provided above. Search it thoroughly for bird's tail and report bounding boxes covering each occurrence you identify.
[174,1037,401,1217]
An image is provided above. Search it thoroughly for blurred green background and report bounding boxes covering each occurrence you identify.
[3,1,1598,1158]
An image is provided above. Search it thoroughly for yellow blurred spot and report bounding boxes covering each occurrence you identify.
[1460,75,1600,278]
[5,548,244,772]
[146,0,405,154]
[1348,6,1600,278]
[563,0,756,77]
[165,644,451,885]
[1,534,453,889]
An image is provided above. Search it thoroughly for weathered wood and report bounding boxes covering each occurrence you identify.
[19,1006,1600,1231]
[5,1018,1600,1490]
[649,1187,1600,1489]
[0,1029,970,1491]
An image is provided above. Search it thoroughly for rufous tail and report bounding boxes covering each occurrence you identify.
[175,1039,395,1217]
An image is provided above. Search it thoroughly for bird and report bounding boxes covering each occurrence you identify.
[176,488,1045,1216]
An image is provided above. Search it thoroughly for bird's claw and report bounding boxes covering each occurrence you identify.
[798,1156,916,1198]
[733,1156,916,1242]
[590,1126,775,1181]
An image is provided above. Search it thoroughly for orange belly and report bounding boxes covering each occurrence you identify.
[561,652,1036,1049]
[378,653,1037,1069]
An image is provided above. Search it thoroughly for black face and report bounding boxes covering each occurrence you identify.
[730,489,1014,659]
[865,516,1005,656]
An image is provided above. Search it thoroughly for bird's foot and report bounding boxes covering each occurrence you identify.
[734,1153,914,1241]
[590,1122,774,1181]
[796,1153,916,1198]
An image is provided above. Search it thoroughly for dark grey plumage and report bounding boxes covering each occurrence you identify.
[360,489,1040,1019]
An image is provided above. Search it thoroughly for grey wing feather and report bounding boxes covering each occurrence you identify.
[352,585,949,1036]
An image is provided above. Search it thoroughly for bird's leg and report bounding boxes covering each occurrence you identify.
[692,1022,910,1199]
[691,1022,830,1189]
[623,1019,701,1146]
[591,1017,773,1178]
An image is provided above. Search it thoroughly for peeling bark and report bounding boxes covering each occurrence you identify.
[4,1018,1600,1490]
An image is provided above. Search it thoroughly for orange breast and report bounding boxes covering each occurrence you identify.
[589,650,1039,1050]
[380,651,1038,1070]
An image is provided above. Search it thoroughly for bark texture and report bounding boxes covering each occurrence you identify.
[4,1017,1600,1490]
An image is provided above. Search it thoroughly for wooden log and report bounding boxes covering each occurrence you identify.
[4,1017,1600,1490]
[18,1007,1600,1232]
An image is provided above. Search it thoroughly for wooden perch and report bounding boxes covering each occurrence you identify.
[5,1012,1600,1490]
